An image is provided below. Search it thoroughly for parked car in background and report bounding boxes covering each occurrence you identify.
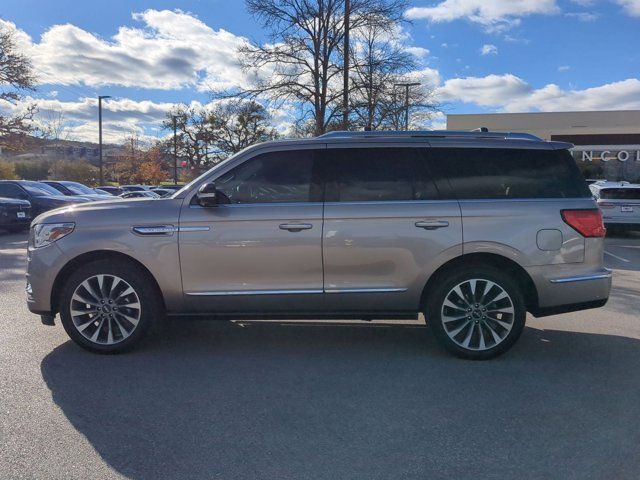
[155,184,184,191]
[27,130,610,359]
[149,188,174,197]
[0,180,91,218]
[0,197,31,233]
[97,186,125,196]
[120,190,161,199]
[120,185,150,192]
[590,181,640,231]
[93,188,113,196]
[41,181,114,202]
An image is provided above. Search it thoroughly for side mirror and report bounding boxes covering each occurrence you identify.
[196,182,219,207]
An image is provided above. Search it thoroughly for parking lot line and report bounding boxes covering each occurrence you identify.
[605,250,630,263]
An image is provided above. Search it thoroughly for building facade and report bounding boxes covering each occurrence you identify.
[447,110,640,182]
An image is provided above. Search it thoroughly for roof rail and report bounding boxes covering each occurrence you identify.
[318,130,543,141]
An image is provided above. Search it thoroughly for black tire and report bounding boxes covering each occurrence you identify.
[59,259,163,353]
[425,265,526,360]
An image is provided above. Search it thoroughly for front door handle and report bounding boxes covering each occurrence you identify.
[415,220,449,230]
[279,223,313,232]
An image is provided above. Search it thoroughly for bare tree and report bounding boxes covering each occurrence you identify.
[209,100,279,158]
[162,105,216,169]
[234,0,406,136]
[379,82,439,130]
[38,109,72,141]
[162,100,278,169]
[0,25,37,146]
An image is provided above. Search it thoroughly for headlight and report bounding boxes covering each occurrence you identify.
[33,223,75,248]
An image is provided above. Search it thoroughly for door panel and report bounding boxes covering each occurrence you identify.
[323,201,462,311]
[320,146,463,312]
[179,204,324,312]
[178,148,324,313]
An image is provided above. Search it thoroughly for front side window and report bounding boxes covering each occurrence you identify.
[323,148,438,202]
[215,150,316,204]
[432,148,591,199]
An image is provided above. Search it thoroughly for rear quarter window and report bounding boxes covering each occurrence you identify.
[600,188,640,200]
[431,148,591,200]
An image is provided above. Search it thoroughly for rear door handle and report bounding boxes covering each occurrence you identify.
[415,220,449,230]
[279,223,313,232]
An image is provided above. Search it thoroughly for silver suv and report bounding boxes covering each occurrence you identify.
[26,131,611,359]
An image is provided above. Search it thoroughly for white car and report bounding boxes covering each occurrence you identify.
[590,181,640,230]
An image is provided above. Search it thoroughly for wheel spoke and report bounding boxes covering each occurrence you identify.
[441,278,514,352]
[70,274,141,345]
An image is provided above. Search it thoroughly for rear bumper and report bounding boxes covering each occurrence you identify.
[526,266,611,317]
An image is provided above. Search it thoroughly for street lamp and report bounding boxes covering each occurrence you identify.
[393,82,421,131]
[98,95,111,185]
[172,115,178,185]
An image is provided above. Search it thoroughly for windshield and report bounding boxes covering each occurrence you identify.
[60,181,94,194]
[600,188,640,200]
[22,181,60,196]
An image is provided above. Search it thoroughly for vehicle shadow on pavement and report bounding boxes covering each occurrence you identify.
[41,321,640,480]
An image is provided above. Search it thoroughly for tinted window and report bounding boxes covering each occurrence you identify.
[323,148,438,202]
[0,183,25,198]
[216,150,316,204]
[61,182,94,194]
[600,188,640,200]
[432,148,591,199]
[22,181,59,196]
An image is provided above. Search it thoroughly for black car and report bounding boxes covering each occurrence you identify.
[0,180,90,218]
[41,180,112,201]
[0,197,31,233]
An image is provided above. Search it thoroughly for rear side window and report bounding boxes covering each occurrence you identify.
[431,148,591,199]
[599,188,640,200]
[323,148,438,202]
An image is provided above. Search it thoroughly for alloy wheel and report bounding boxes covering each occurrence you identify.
[440,278,515,351]
[69,274,142,345]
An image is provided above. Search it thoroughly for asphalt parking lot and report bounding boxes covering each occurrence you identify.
[1,230,640,480]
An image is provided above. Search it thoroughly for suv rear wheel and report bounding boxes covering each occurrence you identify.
[426,266,526,360]
[59,259,161,353]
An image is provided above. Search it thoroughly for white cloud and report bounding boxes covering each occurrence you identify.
[405,46,430,58]
[437,74,640,112]
[565,11,600,21]
[405,0,560,31]
[480,44,498,55]
[616,0,640,16]
[558,65,571,72]
[0,10,248,91]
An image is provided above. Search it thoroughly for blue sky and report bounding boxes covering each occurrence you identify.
[1,0,639,143]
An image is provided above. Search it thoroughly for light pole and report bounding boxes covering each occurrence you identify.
[172,115,178,185]
[393,82,420,131]
[98,95,111,185]
[342,0,350,130]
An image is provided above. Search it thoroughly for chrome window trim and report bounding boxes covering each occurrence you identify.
[549,270,612,284]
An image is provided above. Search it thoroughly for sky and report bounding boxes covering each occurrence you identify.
[1,0,639,144]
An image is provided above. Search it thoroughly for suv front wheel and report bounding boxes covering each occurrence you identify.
[59,259,160,353]
[426,266,526,360]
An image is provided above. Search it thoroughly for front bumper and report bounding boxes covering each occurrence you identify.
[26,241,69,316]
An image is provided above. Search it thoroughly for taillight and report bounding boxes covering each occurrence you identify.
[561,209,606,238]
